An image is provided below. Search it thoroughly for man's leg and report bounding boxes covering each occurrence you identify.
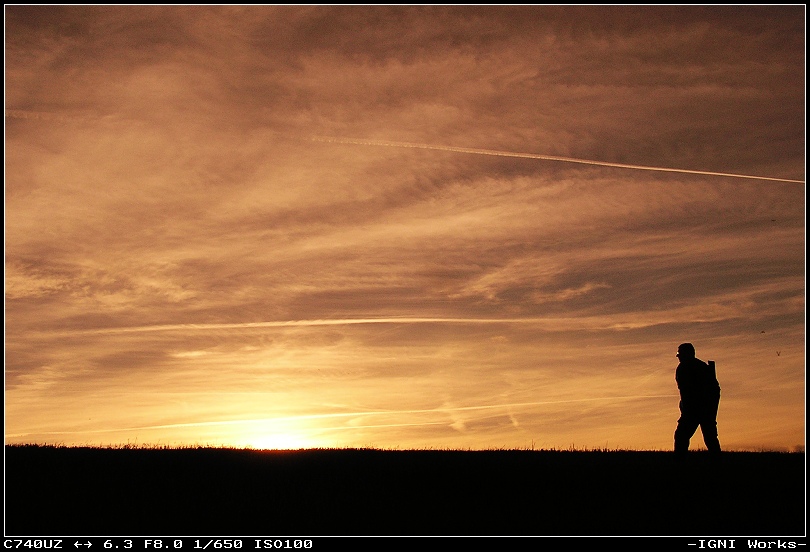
[700,398,721,453]
[674,412,699,454]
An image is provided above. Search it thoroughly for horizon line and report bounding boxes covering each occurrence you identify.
[6,394,680,437]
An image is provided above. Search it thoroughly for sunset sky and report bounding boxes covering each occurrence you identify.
[4,5,805,452]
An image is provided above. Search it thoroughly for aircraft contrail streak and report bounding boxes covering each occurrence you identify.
[5,108,83,123]
[7,394,678,437]
[22,316,657,337]
[6,109,803,183]
[309,135,805,184]
[30,317,578,336]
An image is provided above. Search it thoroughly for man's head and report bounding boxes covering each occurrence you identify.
[677,342,696,360]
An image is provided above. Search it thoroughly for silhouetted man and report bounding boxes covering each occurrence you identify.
[673,342,721,455]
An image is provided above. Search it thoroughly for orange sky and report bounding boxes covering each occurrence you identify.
[4,5,805,452]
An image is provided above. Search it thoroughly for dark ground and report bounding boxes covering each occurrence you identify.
[4,446,806,537]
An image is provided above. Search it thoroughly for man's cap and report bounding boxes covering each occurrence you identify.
[677,343,696,357]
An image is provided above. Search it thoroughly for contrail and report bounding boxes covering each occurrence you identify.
[24,316,655,337]
[6,394,678,437]
[5,108,92,123]
[309,135,805,184]
[31,317,576,336]
[6,109,803,183]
